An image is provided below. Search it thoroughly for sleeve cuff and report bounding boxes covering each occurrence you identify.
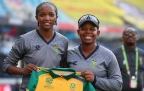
[92,75,96,85]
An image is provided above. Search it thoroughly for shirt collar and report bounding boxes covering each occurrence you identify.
[48,68,76,80]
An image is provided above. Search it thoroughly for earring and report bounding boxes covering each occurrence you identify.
[55,21,57,25]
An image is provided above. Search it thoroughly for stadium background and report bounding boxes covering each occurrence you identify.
[0,0,144,91]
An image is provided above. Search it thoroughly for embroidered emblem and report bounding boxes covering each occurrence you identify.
[44,78,54,88]
[91,60,96,68]
[54,44,58,53]
[35,45,40,50]
[46,78,53,84]
[70,82,76,91]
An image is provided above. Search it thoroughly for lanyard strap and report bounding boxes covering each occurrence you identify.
[121,45,139,77]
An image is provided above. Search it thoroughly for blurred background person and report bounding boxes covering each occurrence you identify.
[112,27,144,91]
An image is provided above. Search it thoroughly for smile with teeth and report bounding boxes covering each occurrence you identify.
[44,23,50,25]
[84,36,92,39]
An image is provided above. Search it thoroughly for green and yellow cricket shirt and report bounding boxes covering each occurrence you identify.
[26,68,95,91]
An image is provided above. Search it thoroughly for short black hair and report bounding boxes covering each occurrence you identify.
[123,27,138,35]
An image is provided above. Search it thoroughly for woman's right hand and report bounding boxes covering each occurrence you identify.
[23,63,38,75]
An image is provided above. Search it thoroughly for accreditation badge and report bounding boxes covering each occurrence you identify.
[129,76,137,88]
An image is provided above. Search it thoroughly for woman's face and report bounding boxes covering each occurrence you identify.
[77,21,100,45]
[36,4,57,30]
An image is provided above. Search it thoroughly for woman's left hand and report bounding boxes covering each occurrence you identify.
[81,70,94,82]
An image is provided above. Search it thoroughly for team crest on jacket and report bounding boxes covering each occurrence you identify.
[54,44,59,53]
[91,60,96,68]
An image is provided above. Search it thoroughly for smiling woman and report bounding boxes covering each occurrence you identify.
[36,2,58,32]
[67,14,123,91]
[2,2,68,91]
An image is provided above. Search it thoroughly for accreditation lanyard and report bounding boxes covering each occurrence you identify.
[121,45,139,78]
